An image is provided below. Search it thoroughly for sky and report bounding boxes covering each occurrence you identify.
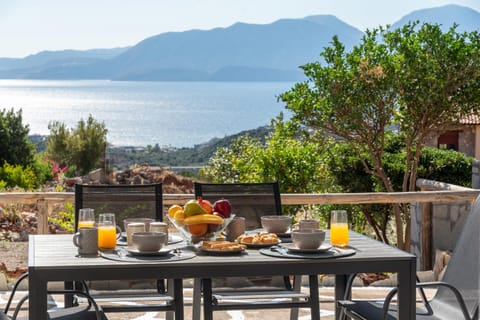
[1,0,479,58]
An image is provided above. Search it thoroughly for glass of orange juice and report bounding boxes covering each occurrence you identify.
[97,213,120,250]
[330,210,349,247]
[78,208,95,229]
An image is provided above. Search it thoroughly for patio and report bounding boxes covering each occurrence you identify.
[2,281,436,319]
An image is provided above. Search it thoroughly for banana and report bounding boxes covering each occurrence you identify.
[183,214,224,225]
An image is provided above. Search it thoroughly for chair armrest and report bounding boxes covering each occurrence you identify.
[381,281,472,320]
[4,272,29,314]
[416,281,472,320]
[46,290,104,320]
[342,273,357,299]
[8,276,104,320]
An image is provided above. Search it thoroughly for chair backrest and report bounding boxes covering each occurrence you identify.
[194,181,289,290]
[431,194,480,318]
[194,182,282,231]
[74,183,163,232]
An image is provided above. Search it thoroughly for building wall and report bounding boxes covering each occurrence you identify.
[459,126,475,157]
[425,125,477,158]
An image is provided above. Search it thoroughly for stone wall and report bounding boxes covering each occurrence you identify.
[412,179,474,271]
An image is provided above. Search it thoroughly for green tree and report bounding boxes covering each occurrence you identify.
[327,136,473,244]
[46,115,108,175]
[280,22,480,250]
[201,116,329,194]
[0,108,35,167]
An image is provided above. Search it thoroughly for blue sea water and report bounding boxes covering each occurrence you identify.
[0,80,294,148]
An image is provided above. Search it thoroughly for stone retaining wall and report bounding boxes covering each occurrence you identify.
[412,179,474,270]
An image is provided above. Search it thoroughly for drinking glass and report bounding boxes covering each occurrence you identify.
[78,208,95,229]
[97,213,119,250]
[330,210,349,247]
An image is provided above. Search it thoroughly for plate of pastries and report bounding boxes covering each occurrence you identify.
[201,240,247,254]
[236,232,281,248]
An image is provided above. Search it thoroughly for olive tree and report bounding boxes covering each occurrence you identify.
[0,108,35,167]
[280,22,480,250]
[46,115,108,175]
[201,116,329,194]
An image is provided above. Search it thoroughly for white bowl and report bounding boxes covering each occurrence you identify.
[261,215,292,233]
[131,232,166,252]
[291,229,325,250]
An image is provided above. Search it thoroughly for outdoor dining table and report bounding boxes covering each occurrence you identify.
[28,231,416,320]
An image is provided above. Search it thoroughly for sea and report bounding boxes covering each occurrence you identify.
[0,79,295,148]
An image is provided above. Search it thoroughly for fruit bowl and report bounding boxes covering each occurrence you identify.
[166,214,236,245]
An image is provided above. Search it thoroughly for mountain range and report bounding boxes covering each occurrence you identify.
[1,4,478,82]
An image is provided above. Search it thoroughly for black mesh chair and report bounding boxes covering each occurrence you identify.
[192,182,318,320]
[74,183,179,319]
[338,194,480,320]
[3,272,107,320]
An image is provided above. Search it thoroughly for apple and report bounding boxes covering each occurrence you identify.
[213,199,232,218]
[213,211,225,219]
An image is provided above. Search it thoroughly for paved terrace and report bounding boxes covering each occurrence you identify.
[2,275,436,319]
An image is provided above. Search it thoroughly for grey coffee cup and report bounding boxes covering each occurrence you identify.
[149,222,169,245]
[299,219,320,231]
[73,227,98,256]
[226,217,246,242]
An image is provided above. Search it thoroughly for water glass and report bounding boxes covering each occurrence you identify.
[78,208,95,229]
[330,210,349,247]
[97,213,119,250]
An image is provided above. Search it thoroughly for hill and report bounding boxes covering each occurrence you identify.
[1,15,363,81]
[1,5,479,81]
[106,126,273,169]
[392,4,480,32]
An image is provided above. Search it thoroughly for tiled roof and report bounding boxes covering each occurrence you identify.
[460,114,480,125]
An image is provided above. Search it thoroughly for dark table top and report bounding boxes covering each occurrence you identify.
[29,231,415,281]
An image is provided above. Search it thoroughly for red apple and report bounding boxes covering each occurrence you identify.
[213,211,226,219]
[213,199,232,218]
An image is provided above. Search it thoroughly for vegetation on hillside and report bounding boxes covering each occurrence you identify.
[106,126,273,169]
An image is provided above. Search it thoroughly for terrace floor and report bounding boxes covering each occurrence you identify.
[2,284,435,319]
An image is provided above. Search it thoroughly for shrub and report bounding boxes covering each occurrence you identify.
[48,202,75,233]
[0,162,37,190]
[0,108,35,167]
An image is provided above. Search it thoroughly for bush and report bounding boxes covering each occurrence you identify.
[0,108,35,167]
[0,162,37,190]
[46,115,107,175]
[48,202,75,233]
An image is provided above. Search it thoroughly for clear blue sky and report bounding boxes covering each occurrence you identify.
[1,0,479,58]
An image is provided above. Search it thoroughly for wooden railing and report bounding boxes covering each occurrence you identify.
[1,188,478,234]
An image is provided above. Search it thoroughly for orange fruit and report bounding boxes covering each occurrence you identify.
[197,197,213,214]
[188,223,208,236]
[168,205,183,218]
[173,210,186,225]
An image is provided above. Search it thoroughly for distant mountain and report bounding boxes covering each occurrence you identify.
[105,15,362,78]
[0,47,129,72]
[1,5,479,82]
[0,15,362,81]
[392,4,480,32]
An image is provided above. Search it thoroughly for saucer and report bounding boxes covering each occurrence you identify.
[281,242,332,253]
[126,247,173,256]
